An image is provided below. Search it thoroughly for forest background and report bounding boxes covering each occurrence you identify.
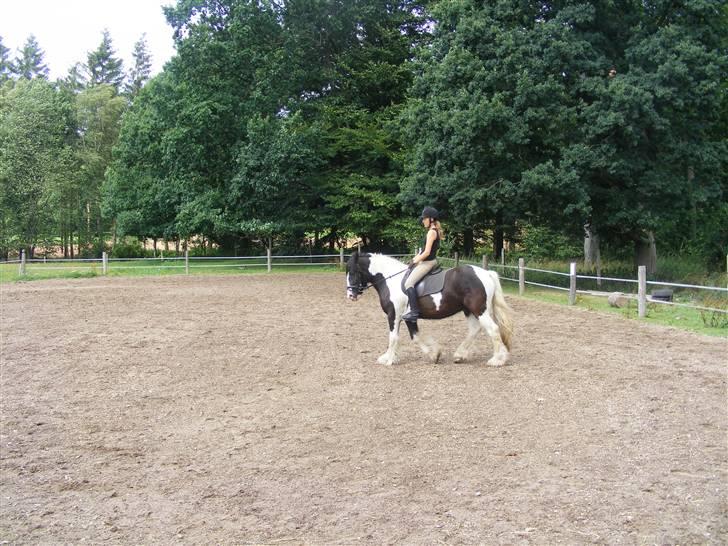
[1,0,726,276]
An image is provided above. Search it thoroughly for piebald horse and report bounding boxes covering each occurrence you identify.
[346,252,513,366]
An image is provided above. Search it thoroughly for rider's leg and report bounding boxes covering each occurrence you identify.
[402,260,436,322]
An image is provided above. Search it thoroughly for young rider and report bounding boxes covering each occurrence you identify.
[402,206,442,322]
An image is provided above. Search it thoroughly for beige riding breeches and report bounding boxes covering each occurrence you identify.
[404,260,437,290]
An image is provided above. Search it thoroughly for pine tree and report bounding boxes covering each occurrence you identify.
[124,34,152,97]
[13,35,49,80]
[0,36,12,82]
[62,62,88,93]
[86,29,124,90]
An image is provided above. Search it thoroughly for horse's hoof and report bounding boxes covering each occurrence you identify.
[453,353,466,363]
[487,357,505,367]
[378,354,397,365]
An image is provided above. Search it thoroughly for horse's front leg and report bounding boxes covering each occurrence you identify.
[377,308,401,366]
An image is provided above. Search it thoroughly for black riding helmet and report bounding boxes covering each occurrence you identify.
[419,206,440,222]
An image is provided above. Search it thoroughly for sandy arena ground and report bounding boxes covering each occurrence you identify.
[1,273,726,544]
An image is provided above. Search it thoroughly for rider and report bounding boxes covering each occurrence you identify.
[402,206,442,322]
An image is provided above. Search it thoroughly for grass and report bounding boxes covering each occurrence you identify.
[499,281,727,338]
[0,259,341,283]
[2,258,725,337]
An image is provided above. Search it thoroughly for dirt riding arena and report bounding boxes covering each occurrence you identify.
[1,273,726,544]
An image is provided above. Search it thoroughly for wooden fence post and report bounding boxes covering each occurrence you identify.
[455,252,459,267]
[500,248,505,266]
[19,250,26,275]
[340,247,344,268]
[267,243,272,273]
[185,250,189,275]
[568,262,577,305]
[638,265,647,318]
[482,255,488,270]
[518,258,525,296]
[102,252,108,275]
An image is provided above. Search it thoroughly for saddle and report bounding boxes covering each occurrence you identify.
[401,266,448,297]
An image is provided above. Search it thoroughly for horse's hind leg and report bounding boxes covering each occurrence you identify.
[479,311,509,366]
[405,321,442,364]
[454,313,482,363]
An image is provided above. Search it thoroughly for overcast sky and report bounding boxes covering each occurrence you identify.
[1,0,177,80]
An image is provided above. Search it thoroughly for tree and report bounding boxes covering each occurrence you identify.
[402,0,584,257]
[0,36,12,83]
[0,79,74,257]
[402,0,727,266]
[124,34,152,98]
[75,84,126,253]
[12,35,49,80]
[86,29,124,90]
[104,73,188,244]
[62,62,88,94]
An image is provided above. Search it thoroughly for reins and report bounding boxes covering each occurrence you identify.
[350,265,411,294]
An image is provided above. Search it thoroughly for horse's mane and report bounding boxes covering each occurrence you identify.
[366,253,408,275]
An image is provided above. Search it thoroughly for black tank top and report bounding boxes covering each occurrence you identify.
[423,228,440,261]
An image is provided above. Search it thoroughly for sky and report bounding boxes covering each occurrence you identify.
[1,0,177,80]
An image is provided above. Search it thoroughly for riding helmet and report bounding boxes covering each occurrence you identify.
[419,206,440,221]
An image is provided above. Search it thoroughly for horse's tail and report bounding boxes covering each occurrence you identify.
[487,270,513,351]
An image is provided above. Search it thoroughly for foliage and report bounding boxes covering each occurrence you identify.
[518,225,583,261]
[0,79,75,257]
[86,29,125,90]
[11,35,49,80]
[402,0,727,262]
[2,1,725,268]
[0,36,12,83]
[124,34,153,98]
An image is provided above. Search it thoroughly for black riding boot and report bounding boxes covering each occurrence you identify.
[402,287,420,322]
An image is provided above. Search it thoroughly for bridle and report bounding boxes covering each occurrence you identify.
[348,265,411,295]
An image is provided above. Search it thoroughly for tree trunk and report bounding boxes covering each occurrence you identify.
[493,211,504,260]
[463,229,474,257]
[584,223,601,270]
[635,231,657,275]
[86,202,92,254]
[96,214,103,256]
[688,167,697,242]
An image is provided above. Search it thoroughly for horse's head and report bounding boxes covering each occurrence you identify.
[346,251,371,301]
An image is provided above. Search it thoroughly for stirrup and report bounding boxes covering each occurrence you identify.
[402,310,419,322]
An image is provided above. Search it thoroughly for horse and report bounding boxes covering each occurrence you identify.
[346,251,513,366]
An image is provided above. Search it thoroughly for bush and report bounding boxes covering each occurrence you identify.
[519,225,582,261]
[110,241,151,259]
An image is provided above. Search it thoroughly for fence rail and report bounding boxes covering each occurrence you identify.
[482,259,728,317]
[4,250,726,318]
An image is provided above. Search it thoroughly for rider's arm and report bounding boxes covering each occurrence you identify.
[413,229,438,264]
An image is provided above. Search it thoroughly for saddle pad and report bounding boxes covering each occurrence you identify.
[402,267,448,297]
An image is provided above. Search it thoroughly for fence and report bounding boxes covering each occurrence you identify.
[438,254,728,319]
[7,249,354,276]
[6,249,727,320]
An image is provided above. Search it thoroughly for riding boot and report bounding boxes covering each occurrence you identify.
[402,287,420,322]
